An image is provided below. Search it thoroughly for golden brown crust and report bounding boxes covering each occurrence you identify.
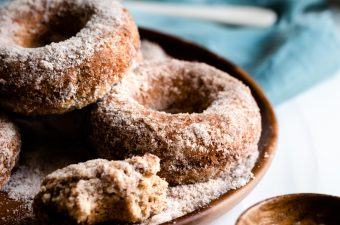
[0,0,140,115]
[0,114,21,188]
[91,59,262,185]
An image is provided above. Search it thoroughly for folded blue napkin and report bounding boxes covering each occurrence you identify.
[129,0,340,105]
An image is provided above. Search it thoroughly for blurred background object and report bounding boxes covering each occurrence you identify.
[125,1,277,28]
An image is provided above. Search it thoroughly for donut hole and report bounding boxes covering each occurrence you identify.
[13,6,93,48]
[135,75,220,114]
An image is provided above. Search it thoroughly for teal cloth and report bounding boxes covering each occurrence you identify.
[128,0,340,104]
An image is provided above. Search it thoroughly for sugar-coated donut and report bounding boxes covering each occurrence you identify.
[141,40,170,62]
[0,0,140,115]
[0,114,21,188]
[91,59,262,185]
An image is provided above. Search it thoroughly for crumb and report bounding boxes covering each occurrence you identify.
[264,152,270,158]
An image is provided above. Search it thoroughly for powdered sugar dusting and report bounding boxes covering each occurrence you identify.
[2,150,65,217]
[2,145,257,225]
[2,140,94,220]
[0,0,123,78]
[0,0,140,115]
[2,165,43,204]
[92,59,262,184]
[144,150,258,225]
[141,40,169,62]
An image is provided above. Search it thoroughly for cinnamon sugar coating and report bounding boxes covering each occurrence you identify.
[33,154,168,225]
[141,40,170,62]
[0,114,21,188]
[0,0,140,115]
[91,59,262,185]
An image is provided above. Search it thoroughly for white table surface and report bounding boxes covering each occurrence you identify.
[211,69,340,224]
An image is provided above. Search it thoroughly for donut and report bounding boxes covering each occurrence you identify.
[141,40,170,62]
[0,114,21,188]
[0,0,140,115]
[33,154,168,224]
[91,59,262,185]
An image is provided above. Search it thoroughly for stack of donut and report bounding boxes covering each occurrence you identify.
[0,0,261,221]
[0,0,140,189]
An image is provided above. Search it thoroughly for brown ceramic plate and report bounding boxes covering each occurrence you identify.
[236,193,340,225]
[0,28,278,225]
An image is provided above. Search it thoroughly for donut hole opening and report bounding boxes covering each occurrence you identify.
[13,7,93,48]
[135,75,219,114]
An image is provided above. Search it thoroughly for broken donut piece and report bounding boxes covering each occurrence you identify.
[33,154,168,224]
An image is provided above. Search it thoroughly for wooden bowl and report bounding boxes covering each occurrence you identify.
[236,193,340,225]
[0,28,278,225]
